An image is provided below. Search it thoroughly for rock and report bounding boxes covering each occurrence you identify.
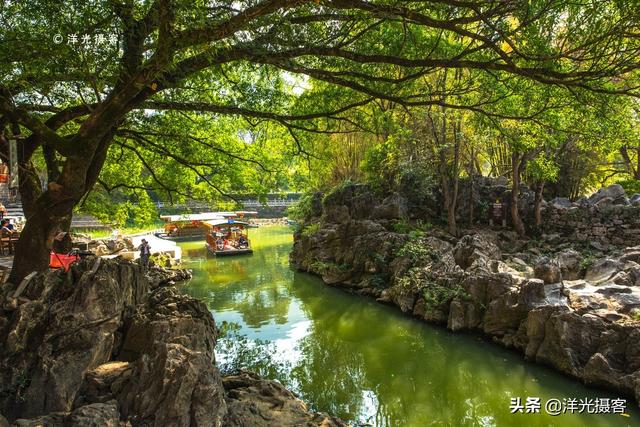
[0,260,225,426]
[223,371,347,427]
[589,240,610,252]
[533,257,563,284]
[631,194,640,206]
[586,184,628,207]
[68,402,122,427]
[117,342,226,427]
[585,258,623,283]
[12,402,123,427]
[94,244,110,256]
[452,233,501,271]
[371,193,408,220]
[556,249,582,280]
[550,197,573,209]
[0,259,149,419]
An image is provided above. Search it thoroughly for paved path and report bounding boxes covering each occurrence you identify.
[130,233,182,260]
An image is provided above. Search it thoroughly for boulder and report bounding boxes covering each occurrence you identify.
[117,342,226,427]
[371,193,408,220]
[586,184,628,207]
[533,257,563,284]
[631,193,640,206]
[556,249,582,280]
[452,233,501,271]
[550,197,573,209]
[585,258,623,283]
[223,371,347,427]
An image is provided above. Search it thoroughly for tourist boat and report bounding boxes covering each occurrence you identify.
[155,211,257,241]
[204,219,253,256]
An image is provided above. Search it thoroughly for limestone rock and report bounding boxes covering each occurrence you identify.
[550,197,573,209]
[533,257,563,284]
[556,249,582,280]
[117,343,226,427]
[452,233,501,271]
[223,371,347,427]
[586,184,628,207]
[371,193,408,220]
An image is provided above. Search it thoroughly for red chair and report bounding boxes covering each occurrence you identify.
[49,252,80,272]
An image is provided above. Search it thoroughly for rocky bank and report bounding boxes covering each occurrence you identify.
[0,258,345,426]
[291,183,640,403]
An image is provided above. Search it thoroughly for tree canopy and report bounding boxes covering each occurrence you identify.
[1,0,640,280]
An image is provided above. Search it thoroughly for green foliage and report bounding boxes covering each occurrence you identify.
[301,223,320,237]
[617,179,640,196]
[369,274,390,289]
[310,260,350,274]
[579,252,597,271]
[422,284,469,310]
[396,238,439,264]
[392,218,432,236]
[81,188,159,228]
[287,193,317,222]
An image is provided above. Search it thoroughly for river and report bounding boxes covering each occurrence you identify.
[180,226,636,427]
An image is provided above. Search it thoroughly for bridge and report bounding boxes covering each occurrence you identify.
[155,193,301,212]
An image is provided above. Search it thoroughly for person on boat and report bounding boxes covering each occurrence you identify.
[223,238,235,251]
[238,235,248,248]
[215,237,224,251]
[138,239,151,270]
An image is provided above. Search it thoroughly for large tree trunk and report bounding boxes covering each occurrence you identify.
[8,131,114,284]
[510,152,526,237]
[8,203,71,283]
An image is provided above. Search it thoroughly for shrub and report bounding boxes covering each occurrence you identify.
[617,178,640,196]
[287,192,318,222]
[392,218,432,235]
[301,223,321,237]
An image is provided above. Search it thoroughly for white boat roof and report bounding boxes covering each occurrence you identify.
[204,219,251,227]
[160,211,257,222]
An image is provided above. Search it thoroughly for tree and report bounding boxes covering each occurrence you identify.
[2,0,640,281]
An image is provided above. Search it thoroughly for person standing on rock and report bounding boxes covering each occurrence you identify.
[138,239,151,271]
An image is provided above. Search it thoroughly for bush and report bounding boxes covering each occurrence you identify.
[396,238,439,264]
[392,218,432,235]
[287,193,314,222]
[301,222,320,237]
[617,178,640,196]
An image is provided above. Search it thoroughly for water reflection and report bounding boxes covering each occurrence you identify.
[181,227,636,427]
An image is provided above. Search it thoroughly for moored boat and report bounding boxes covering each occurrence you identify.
[204,219,253,256]
[156,211,257,241]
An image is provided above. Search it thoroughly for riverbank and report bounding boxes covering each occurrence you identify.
[291,184,640,405]
[0,257,345,426]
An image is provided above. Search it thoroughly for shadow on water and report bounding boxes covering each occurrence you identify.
[181,226,637,427]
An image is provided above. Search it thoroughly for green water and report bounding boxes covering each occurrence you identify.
[181,226,636,427]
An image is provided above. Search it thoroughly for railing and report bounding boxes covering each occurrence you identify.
[156,195,300,210]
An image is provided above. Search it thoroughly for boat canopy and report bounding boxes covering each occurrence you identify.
[203,219,252,228]
[160,211,257,223]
